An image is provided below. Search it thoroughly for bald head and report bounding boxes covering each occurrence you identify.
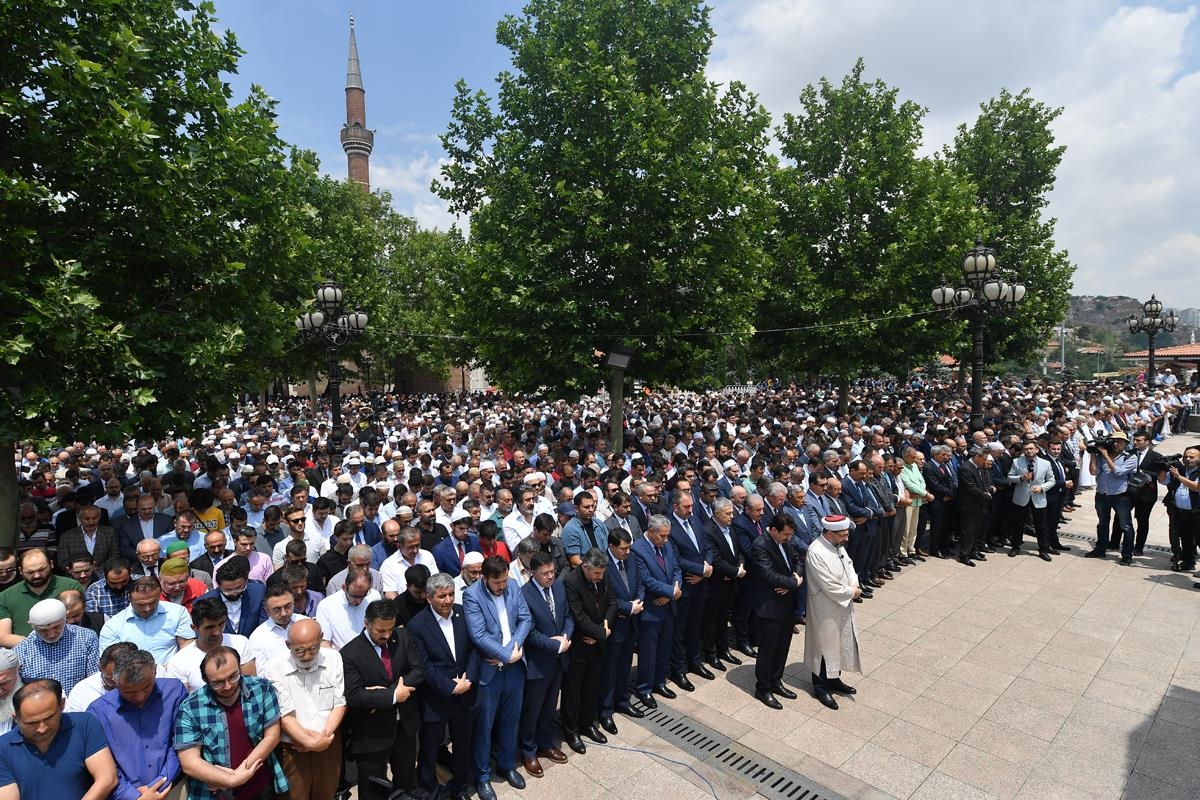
[287,618,322,648]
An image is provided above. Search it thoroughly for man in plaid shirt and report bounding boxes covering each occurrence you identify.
[84,557,132,620]
[174,645,286,799]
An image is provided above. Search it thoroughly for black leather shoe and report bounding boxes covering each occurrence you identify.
[670,672,695,692]
[500,769,526,790]
[1039,552,1053,562]
[935,551,952,560]
[1008,548,1020,557]
[859,588,873,598]
[582,725,608,744]
[909,553,926,562]
[476,780,498,800]
[852,596,863,603]
[1119,556,1132,565]
[980,544,996,553]
[635,692,658,709]
[958,558,976,567]
[736,642,758,658]
[772,682,797,700]
[1133,547,1145,556]
[1084,549,1107,559]
[616,702,645,718]
[565,733,587,754]
[814,689,839,710]
[972,552,987,561]
[653,684,677,700]
[829,678,857,695]
[1055,543,1074,552]
[755,690,782,710]
[720,650,742,666]
[690,663,715,680]
[705,656,726,672]
[599,716,619,736]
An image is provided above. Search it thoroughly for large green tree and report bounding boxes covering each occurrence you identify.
[0,0,314,541]
[757,60,979,394]
[434,0,773,394]
[947,88,1074,366]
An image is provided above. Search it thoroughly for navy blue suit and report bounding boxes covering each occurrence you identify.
[601,548,643,717]
[842,478,883,583]
[631,536,680,694]
[406,604,475,795]
[518,578,572,758]
[198,581,267,637]
[432,533,481,577]
[730,511,765,646]
[669,513,713,673]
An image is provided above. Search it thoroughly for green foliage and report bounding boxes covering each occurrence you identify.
[0,0,310,444]
[757,60,978,381]
[435,0,773,394]
[947,89,1075,366]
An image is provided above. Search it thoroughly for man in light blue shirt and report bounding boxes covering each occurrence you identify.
[1084,430,1138,563]
[98,576,194,663]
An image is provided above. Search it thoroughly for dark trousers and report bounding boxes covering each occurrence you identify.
[1011,502,1050,552]
[519,670,562,758]
[956,505,986,559]
[356,734,417,800]
[1095,492,1135,558]
[600,627,636,716]
[811,657,837,688]
[561,642,604,733]
[929,502,951,555]
[1167,506,1199,567]
[635,614,674,693]
[916,505,931,551]
[418,709,473,795]
[1132,487,1157,550]
[1046,492,1066,539]
[670,588,704,672]
[732,588,757,647]
[888,511,904,562]
[700,580,735,658]
[472,663,524,780]
[866,520,883,575]
[987,488,1014,543]
[847,522,871,581]
[753,615,793,693]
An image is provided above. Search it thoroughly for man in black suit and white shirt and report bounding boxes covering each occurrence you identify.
[749,512,802,710]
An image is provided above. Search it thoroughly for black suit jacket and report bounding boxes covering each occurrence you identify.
[956,461,993,513]
[563,564,617,647]
[341,627,426,754]
[116,514,175,561]
[56,526,119,572]
[407,605,474,723]
[749,535,801,621]
[703,519,741,600]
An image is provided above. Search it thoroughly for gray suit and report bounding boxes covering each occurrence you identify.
[1008,455,1055,552]
[605,512,643,541]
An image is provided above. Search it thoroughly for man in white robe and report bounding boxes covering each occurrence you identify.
[803,515,862,710]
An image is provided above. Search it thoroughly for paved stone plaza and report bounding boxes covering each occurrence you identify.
[490,432,1200,800]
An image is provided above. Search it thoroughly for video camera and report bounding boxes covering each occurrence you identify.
[1085,436,1126,456]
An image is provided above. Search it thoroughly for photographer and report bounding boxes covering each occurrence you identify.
[1160,446,1200,580]
[1084,431,1139,565]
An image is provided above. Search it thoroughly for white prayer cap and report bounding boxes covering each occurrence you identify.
[821,515,852,531]
[28,598,67,627]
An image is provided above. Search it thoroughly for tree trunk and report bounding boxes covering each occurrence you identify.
[0,443,18,549]
[837,375,850,417]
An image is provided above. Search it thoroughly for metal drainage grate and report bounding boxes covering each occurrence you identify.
[629,701,846,800]
[1060,530,1172,554]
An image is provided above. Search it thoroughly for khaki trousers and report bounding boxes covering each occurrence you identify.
[276,732,343,800]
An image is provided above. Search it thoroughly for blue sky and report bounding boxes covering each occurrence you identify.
[211,1,1200,302]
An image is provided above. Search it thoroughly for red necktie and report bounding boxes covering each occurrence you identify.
[457,541,465,564]
[380,645,393,681]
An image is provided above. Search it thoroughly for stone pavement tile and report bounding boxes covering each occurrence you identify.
[779,716,866,768]
[936,741,1029,799]
[499,762,607,800]
[729,692,812,735]
[1116,629,1186,660]
[858,629,910,659]
[1095,658,1174,694]
[1122,772,1197,800]
[839,742,932,800]
[1015,773,1104,800]
[791,754,879,800]
[1018,659,1095,695]
[566,740,656,789]
[845,675,919,717]
[897,697,980,740]
[928,618,993,645]
[1051,716,1147,761]
[1033,743,1131,799]
[944,658,1017,694]
[809,697,893,740]
[1058,614,1126,643]
[1084,676,1165,717]
[867,617,929,645]
[870,718,956,768]
[1000,676,1082,717]
[910,771,996,800]
[961,717,1050,765]
[982,696,1067,741]
[735,728,807,772]
[1068,697,1153,735]
[684,677,756,718]
[890,641,963,677]
[947,603,1012,631]
[1045,628,1118,659]
[868,660,938,695]
[893,603,952,631]
[1141,717,1196,764]
[918,677,998,717]
[992,617,1060,647]
[1154,694,1200,731]
[962,642,1036,676]
[671,692,753,740]
[606,760,727,800]
[1034,641,1105,675]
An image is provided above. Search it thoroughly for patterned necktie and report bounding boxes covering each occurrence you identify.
[544,585,555,617]
[380,644,393,681]
[655,546,666,571]
[618,559,630,591]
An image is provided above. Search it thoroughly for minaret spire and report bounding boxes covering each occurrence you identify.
[340,14,373,191]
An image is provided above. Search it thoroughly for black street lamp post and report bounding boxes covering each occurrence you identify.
[1127,295,1177,381]
[295,277,368,450]
[932,237,1027,433]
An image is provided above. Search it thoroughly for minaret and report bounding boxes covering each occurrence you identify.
[340,15,373,191]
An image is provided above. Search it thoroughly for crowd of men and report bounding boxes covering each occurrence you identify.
[2,371,1197,799]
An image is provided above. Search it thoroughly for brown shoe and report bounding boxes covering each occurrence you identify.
[523,757,544,778]
[537,747,568,764]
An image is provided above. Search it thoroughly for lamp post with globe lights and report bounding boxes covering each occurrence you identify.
[295,277,368,449]
[931,237,1027,432]
[1127,295,1177,381]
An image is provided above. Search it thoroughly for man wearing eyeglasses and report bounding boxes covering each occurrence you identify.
[175,645,287,800]
[271,505,329,568]
[262,619,345,800]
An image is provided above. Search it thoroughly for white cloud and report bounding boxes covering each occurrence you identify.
[708,1,1200,303]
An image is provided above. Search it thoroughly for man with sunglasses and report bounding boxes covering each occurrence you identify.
[272,505,328,568]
